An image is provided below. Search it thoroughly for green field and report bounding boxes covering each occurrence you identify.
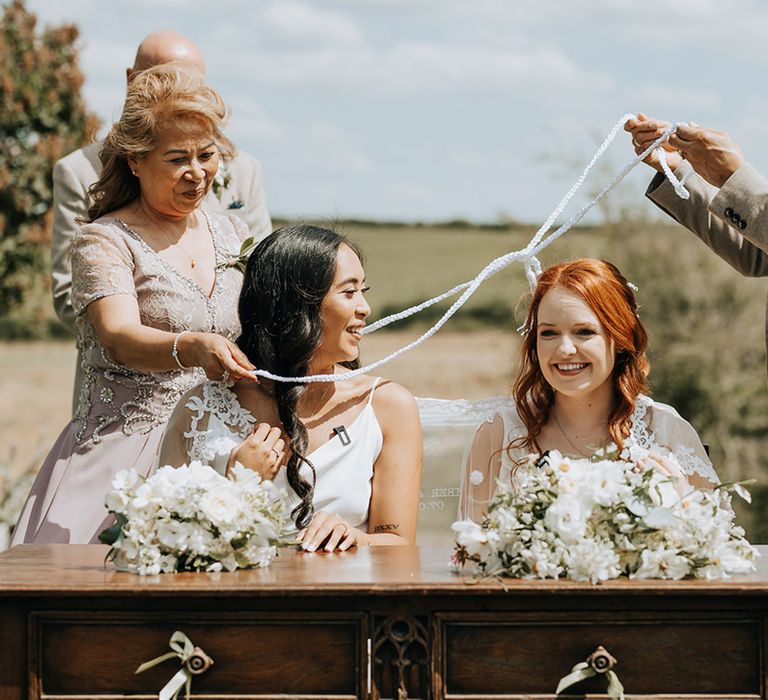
[346,219,768,511]
[3,217,768,540]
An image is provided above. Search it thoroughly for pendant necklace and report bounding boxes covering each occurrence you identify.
[176,230,198,269]
[552,410,600,458]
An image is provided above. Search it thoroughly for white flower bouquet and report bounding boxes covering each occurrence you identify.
[100,461,289,575]
[452,448,758,583]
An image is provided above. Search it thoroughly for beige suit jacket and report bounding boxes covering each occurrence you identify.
[646,159,768,366]
[51,141,272,411]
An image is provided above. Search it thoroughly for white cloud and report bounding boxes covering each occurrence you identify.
[624,86,721,116]
[20,0,768,221]
[225,41,608,96]
[227,98,285,141]
[258,1,364,47]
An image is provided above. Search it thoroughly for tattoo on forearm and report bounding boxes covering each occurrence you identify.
[373,523,399,533]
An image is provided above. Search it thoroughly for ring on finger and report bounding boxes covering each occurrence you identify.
[220,370,230,383]
[270,448,280,462]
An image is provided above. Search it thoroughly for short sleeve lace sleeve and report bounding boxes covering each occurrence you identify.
[643,399,720,488]
[157,385,207,470]
[157,381,256,475]
[70,223,136,316]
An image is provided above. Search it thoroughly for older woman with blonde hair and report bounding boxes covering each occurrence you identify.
[12,64,257,544]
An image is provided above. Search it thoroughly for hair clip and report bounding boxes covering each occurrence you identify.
[333,425,351,446]
[627,282,639,292]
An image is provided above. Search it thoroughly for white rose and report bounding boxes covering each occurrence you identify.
[105,489,129,514]
[583,462,631,507]
[200,483,243,527]
[544,494,589,545]
[156,520,190,551]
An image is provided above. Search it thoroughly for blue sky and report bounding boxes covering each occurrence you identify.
[25,0,768,223]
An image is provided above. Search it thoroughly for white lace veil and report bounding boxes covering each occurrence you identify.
[414,396,510,543]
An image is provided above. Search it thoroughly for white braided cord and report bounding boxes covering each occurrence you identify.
[252,115,687,383]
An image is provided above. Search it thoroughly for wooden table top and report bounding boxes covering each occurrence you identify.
[1,544,768,597]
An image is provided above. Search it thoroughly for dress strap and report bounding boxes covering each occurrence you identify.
[366,377,382,406]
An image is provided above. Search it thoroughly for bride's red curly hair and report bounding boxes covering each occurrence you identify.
[512,258,650,453]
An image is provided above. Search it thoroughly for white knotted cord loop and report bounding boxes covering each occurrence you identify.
[252,114,686,383]
[523,256,543,292]
[657,145,691,200]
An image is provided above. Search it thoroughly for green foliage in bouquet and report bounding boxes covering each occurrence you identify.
[453,448,758,583]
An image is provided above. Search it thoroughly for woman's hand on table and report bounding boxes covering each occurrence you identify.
[228,423,286,480]
[297,511,369,553]
[178,331,258,382]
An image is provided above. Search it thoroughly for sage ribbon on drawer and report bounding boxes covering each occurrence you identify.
[135,630,214,700]
[556,645,624,700]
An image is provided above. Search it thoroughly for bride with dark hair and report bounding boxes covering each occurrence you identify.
[159,224,422,551]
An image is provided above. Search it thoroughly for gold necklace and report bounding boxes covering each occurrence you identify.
[174,229,198,269]
[552,410,603,458]
[136,203,200,269]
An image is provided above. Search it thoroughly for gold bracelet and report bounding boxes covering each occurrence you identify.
[172,330,192,370]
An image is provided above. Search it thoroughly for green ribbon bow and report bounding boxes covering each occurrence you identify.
[556,657,624,700]
[135,630,212,700]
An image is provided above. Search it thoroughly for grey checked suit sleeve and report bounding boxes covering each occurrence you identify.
[646,160,768,277]
[51,157,90,333]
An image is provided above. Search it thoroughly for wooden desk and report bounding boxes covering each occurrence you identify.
[1,544,766,699]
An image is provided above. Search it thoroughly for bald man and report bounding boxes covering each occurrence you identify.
[52,31,272,411]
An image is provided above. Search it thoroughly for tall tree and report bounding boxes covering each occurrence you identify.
[0,0,98,333]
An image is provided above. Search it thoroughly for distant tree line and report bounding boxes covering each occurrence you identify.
[0,0,98,335]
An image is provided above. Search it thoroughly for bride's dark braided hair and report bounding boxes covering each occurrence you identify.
[237,224,361,529]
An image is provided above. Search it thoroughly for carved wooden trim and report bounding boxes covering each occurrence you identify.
[371,614,429,700]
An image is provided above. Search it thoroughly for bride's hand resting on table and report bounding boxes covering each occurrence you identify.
[297,511,370,553]
[227,422,286,480]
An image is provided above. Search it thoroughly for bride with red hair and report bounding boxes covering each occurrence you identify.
[458,258,719,523]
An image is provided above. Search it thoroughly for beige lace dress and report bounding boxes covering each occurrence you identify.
[11,212,248,544]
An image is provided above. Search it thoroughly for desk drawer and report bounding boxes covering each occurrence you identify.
[30,611,366,699]
[438,613,762,698]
